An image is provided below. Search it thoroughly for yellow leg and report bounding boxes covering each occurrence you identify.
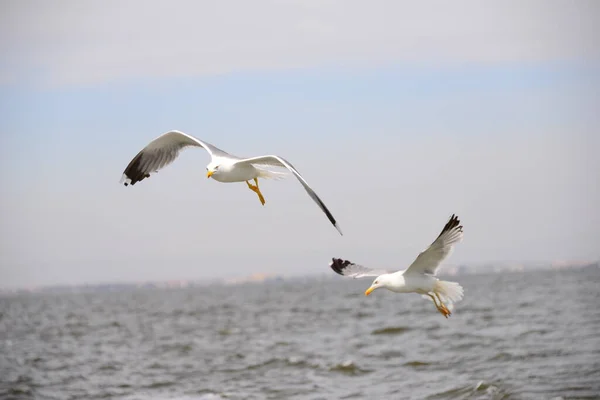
[246,178,265,206]
[428,293,451,318]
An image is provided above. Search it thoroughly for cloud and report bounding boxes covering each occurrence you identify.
[1,0,599,86]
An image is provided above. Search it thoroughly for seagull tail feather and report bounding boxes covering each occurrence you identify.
[434,280,464,305]
[257,168,289,181]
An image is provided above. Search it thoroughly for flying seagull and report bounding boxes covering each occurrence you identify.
[120,130,342,235]
[330,214,464,317]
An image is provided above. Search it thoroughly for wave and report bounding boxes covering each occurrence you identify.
[427,380,509,400]
[371,326,412,335]
[328,360,372,375]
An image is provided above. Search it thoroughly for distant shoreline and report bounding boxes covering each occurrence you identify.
[1,261,597,297]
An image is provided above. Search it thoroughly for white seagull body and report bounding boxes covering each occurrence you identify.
[120,130,342,235]
[330,214,464,317]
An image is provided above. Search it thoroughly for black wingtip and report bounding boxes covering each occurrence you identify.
[438,214,463,238]
[330,258,352,275]
[311,194,342,236]
[122,151,151,186]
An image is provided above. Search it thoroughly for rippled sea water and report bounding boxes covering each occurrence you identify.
[1,267,600,400]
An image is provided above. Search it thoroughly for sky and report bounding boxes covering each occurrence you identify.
[0,0,599,288]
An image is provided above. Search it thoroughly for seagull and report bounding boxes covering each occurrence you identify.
[120,130,342,235]
[329,214,464,317]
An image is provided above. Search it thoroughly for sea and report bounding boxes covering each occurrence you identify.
[1,267,599,400]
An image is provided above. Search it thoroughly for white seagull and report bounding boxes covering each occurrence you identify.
[120,130,342,235]
[330,214,464,317]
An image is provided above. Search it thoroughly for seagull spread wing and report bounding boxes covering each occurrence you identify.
[233,155,342,235]
[120,130,231,186]
[330,258,391,278]
[404,214,464,276]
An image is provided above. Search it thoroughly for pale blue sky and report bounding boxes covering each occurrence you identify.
[0,1,599,288]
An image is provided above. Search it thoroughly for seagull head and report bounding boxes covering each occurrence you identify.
[206,164,220,178]
[365,274,390,296]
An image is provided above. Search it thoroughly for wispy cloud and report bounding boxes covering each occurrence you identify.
[1,0,599,86]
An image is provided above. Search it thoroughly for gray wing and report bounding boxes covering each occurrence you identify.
[234,155,342,235]
[330,258,391,278]
[120,130,231,186]
[404,214,464,276]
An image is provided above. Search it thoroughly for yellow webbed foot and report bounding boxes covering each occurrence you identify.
[429,293,451,318]
[438,303,451,318]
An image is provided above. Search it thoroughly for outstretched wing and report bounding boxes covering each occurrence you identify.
[329,258,391,278]
[120,130,231,186]
[404,214,464,276]
[233,155,342,235]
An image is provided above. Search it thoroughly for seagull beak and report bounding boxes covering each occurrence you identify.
[206,171,213,178]
[365,286,375,296]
